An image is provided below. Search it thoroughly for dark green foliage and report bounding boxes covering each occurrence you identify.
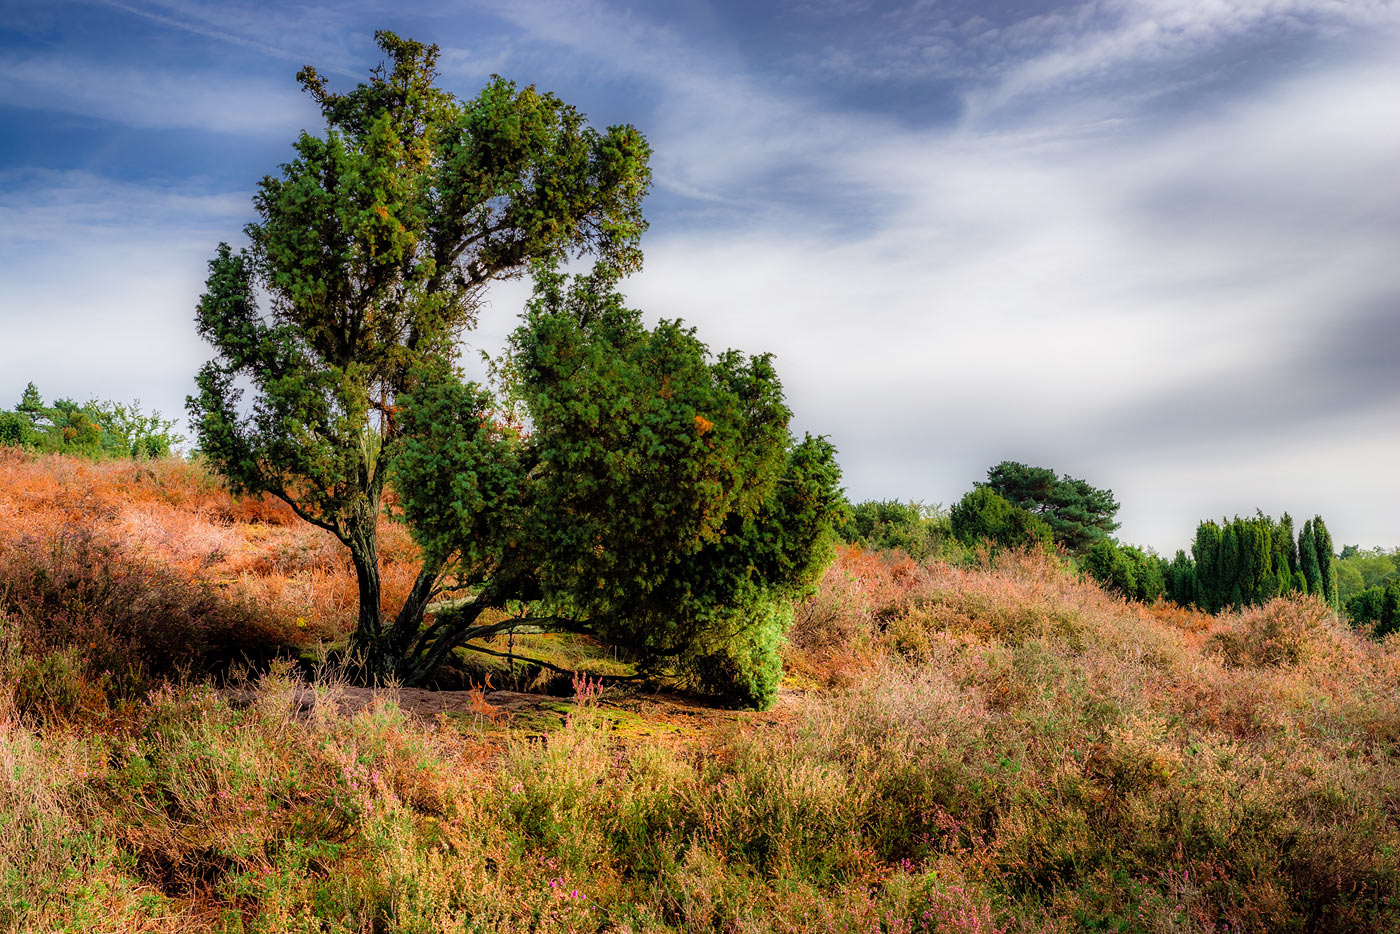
[0,383,182,458]
[981,460,1120,554]
[1299,519,1323,601]
[1346,587,1385,633]
[1176,511,1339,615]
[1083,540,1135,600]
[1218,523,1240,609]
[1312,516,1337,608]
[949,487,1052,552]
[1278,512,1299,581]
[392,268,844,706]
[187,32,658,685]
[0,411,36,448]
[1130,546,1167,603]
[838,500,947,560]
[1345,579,1400,638]
[1164,550,1197,606]
[1194,522,1220,609]
[1379,583,1399,638]
[1084,540,1164,603]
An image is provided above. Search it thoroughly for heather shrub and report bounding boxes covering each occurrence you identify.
[787,544,930,681]
[3,450,1399,932]
[0,528,289,702]
[1207,594,1334,668]
[0,705,137,930]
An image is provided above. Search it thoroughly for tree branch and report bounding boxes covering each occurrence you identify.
[457,642,644,682]
[266,485,339,535]
[405,602,591,684]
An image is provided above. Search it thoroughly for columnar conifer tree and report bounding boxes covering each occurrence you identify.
[1174,512,1337,613]
[1313,516,1337,608]
[1300,519,1322,598]
[1220,524,1242,610]
[1194,522,1220,611]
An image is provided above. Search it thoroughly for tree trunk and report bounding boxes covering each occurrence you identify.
[387,565,440,660]
[343,496,386,680]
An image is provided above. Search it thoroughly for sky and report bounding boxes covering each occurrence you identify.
[1,0,1397,553]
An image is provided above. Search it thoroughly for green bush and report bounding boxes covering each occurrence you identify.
[1083,539,1165,603]
[1346,579,1400,637]
[949,487,1052,552]
[0,412,36,448]
[839,500,948,560]
[676,601,792,709]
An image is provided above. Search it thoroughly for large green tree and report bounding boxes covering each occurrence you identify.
[188,33,839,701]
[980,461,1120,554]
[188,32,652,679]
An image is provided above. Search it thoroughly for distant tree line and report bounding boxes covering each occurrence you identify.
[836,458,1369,630]
[1081,512,1339,613]
[839,461,1119,560]
[0,382,183,459]
[1336,545,1400,598]
[832,454,1400,643]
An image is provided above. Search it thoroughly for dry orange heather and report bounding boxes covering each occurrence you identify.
[3,450,1400,932]
[0,449,419,643]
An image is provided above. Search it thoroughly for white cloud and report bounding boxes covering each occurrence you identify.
[974,0,1400,112]
[607,48,1400,547]
[0,172,253,427]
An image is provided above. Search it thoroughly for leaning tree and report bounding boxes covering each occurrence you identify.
[188,32,841,705]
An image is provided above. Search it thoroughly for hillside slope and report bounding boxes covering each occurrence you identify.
[2,451,1398,932]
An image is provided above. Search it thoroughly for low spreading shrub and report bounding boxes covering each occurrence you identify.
[1206,594,1336,668]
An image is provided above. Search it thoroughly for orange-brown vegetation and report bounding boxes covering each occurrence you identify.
[2,451,1399,932]
[0,448,417,648]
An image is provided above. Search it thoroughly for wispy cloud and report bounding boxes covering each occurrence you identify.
[601,42,1400,547]
[972,0,1400,113]
[0,53,315,134]
[88,0,370,76]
